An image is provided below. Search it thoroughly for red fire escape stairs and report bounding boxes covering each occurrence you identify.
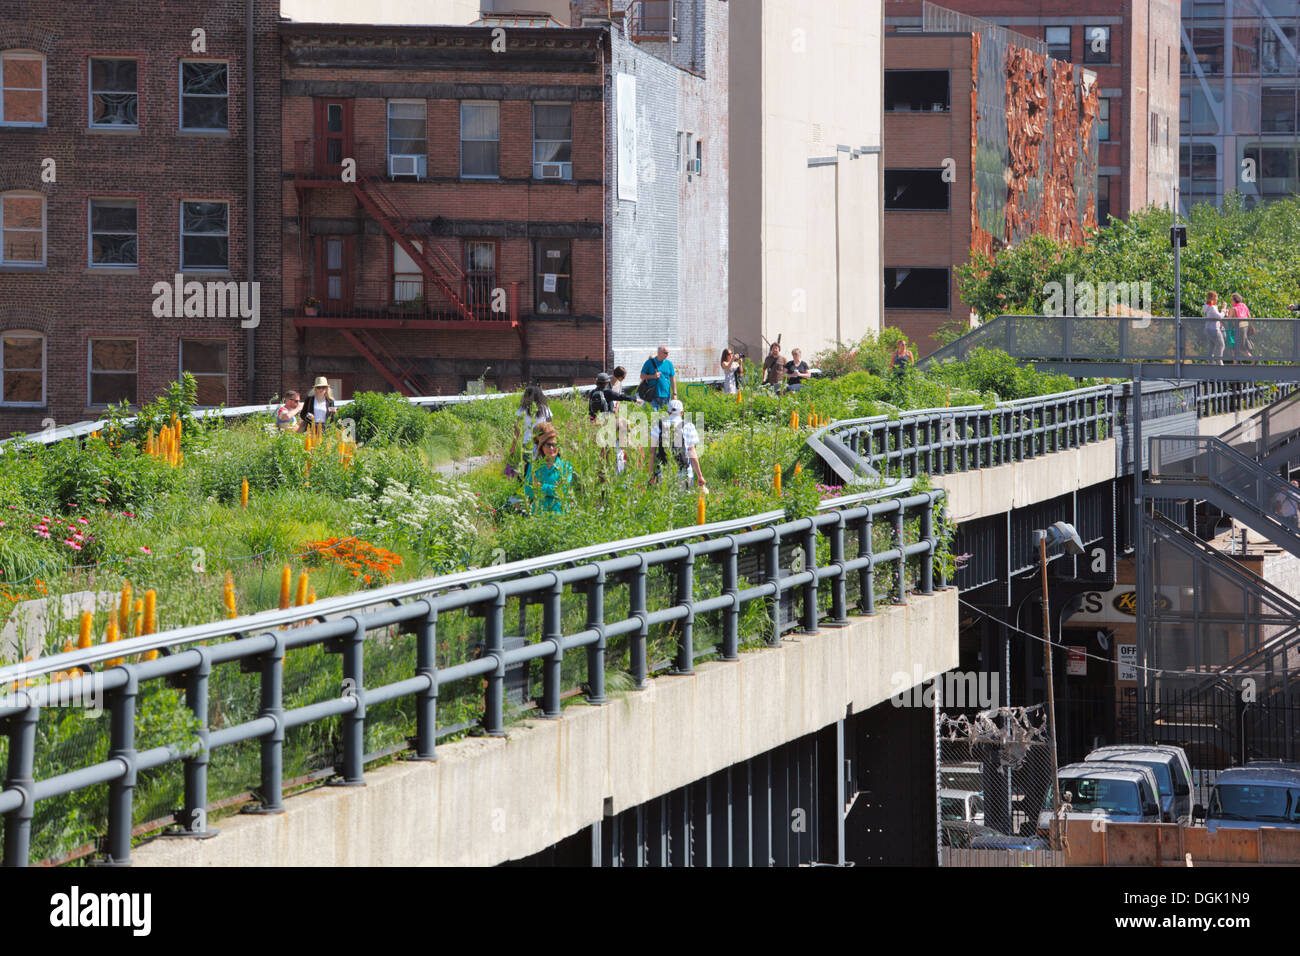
[348,178,481,325]
[339,328,434,397]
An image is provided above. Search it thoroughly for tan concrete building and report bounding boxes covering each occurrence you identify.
[728,0,885,361]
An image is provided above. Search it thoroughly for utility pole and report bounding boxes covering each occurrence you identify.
[1171,185,1187,377]
[1037,533,1063,851]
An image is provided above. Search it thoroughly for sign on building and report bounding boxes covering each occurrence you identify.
[1066,646,1087,676]
[1117,644,1137,682]
[616,73,637,202]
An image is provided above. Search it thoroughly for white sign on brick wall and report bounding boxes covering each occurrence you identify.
[616,73,638,202]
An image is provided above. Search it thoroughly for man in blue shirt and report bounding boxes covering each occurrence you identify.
[639,345,676,410]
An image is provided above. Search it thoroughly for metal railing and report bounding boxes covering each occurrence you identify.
[1149,435,1300,558]
[921,315,1300,382]
[1217,387,1300,471]
[294,278,508,324]
[0,485,944,866]
[810,385,1114,484]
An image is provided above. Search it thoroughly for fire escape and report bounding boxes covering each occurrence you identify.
[292,138,522,397]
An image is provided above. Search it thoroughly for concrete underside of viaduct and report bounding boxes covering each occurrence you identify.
[133,591,959,867]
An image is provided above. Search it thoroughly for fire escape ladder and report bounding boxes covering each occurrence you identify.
[338,329,415,397]
[348,179,477,323]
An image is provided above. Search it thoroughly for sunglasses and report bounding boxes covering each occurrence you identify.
[543,441,559,450]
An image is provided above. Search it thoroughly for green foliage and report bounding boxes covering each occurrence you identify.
[345,391,435,445]
[957,194,1300,321]
[928,347,1081,401]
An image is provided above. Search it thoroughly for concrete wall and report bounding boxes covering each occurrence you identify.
[281,0,480,24]
[936,439,1118,522]
[132,590,958,867]
[730,0,884,360]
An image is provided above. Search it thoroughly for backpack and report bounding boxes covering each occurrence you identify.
[588,388,610,419]
[655,417,690,474]
[636,358,662,402]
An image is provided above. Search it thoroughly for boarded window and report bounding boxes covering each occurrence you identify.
[181,339,228,406]
[1,332,44,405]
[535,239,571,315]
[89,339,138,405]
[1,51,44,124]
[1,192,44,264]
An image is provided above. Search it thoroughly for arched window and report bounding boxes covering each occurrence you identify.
[0,50,45,126]
[1,191,45,265]
[0,330,45,406]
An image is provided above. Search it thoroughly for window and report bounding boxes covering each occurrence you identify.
[2,191,44,265]
[0,51,44,125]
[1083,25,1111,64]
[534,239,571,314]
[460,101,499,178]
[180,201,228,271]
[634,0,672,37]
[1180,143,1217,200]
[1045,26,1071,60]
[1098,98,1111,141]
[180,340,228,406]
[1097,175,1111,224]
[1151,111,1159,147]
[465,240,496,309]
[884,169,949,210]
[1186,23,1224,75]
[88,339,137,406]
[533,103,572,179]
[89,58,138,128]
[0,331,44,405]
[884,268,949,310]
[680,131,693,172]
[180,61,228,131]
[1262,87,1298,133]
[392,241,424,302]
[89,199,138,267]
[694,138,703,176]
[884,70,949,111]
[387,100,427,178]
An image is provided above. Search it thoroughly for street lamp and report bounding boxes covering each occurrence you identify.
[1033,520,1082,850]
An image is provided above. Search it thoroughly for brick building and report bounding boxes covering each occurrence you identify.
[280,2,729,397]
[888,0,1180,223]
[0,0,281,435]
[883,7,1100,351]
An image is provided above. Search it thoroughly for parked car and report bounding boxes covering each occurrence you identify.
[1199,766,1300,831]
[1037,762,1163,835]
[940,788,985,826]
[942,821,1048,851]
[1085,744,1195,824]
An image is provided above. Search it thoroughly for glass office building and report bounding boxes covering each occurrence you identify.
[1180,0,1300,209]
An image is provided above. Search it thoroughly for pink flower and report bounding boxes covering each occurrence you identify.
[64,540,82,550]
[67,524,77,532]
[77,517,89,525]
[140,546,151,554]
[37,530,50,539]
[123,512,135,519]
[0,520,5,527]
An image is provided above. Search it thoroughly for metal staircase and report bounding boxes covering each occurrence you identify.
[1218,388,1300,476]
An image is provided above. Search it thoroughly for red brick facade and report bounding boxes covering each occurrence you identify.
[0,0,281,435]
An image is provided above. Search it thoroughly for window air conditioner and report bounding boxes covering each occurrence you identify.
[539,163,565,179]
[390,154,422,178]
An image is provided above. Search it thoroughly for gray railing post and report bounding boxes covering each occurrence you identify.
[629,558,649,689]
[721,538,741,660]
[335,620,365,786]
[105,666,138,865]
[181,646,215,833]
[256,632,288,806]
[766,530,783,645]
[2,699,37,867]
[801,521,819,634]
[586,568,608,704]
[674,551,696,674]
[893,503,907,605]
[829,512,849,624]
[858,512,876,615]
[920,498,935,595]
[412,601,438,760]
[542,577,563,717]
[484,586,506,735]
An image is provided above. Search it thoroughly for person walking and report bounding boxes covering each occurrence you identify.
[588,371,640,419]
[720,348,741,394]
[761,342,784,388]
[509,384,553,472]
[638,345,676,410]
[1229,293,1254,360]
[1203,292,1226,365]
[648,398,708,493]
[522,423,575,515]
[784,348,811,392]
[300,378,336,428]
[277,391,303,430]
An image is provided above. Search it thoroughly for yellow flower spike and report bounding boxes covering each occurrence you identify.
[774,462,783,495]
[240,478,249,509]
[279,565,292,610]
[143,590,156,636]
[696,494,706,526]
[105,619,122,668]
[307,589,317,605]
[132,598,143,638]
[118,580,132,634]
[223,570,237,619]
[794,462,803,476]
[735,389,742,404]
[790,410,799,430]
[78,610,93,649]
[294,570,309,608]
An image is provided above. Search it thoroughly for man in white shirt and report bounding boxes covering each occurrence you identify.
[648,399,707,492]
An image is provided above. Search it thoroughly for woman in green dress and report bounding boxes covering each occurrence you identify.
[523,423,575,515]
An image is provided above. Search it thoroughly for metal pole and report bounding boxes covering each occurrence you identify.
[1038,535,1063,851]
[1133,365,1148,744]
[1174,193,1183,378]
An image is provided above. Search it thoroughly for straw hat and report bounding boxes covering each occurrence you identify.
[313,376,330,389]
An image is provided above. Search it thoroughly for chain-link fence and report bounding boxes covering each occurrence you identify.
[938,705,1063,867]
